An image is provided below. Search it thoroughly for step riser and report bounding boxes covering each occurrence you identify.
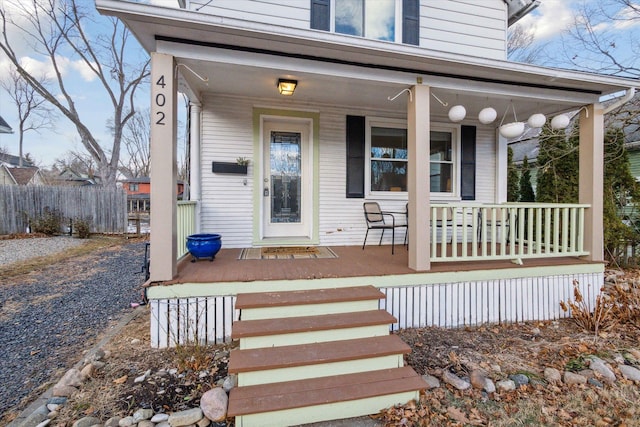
[234,390,420,427]
[239,324,391,349]
[240,299,379,320]
[237,354,404,387]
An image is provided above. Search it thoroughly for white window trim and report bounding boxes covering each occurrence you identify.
[431,123,461,202]
[364,118,461,201]
[330,0,403,43]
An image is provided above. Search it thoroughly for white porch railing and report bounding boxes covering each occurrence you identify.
[430,203,589,262]
[177,201,197,259]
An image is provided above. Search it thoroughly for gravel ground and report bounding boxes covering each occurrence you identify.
[0,237,86,266]
[0,238,146,417]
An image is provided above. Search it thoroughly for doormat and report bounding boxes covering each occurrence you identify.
[239,246,338,260]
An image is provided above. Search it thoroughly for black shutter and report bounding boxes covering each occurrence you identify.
[402,0,419,45]
[310,0,330,31]
[460,125,476,200]
[346,115,365,198]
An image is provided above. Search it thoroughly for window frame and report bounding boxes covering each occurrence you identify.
[330,0,404,43]
[364,118,461,201]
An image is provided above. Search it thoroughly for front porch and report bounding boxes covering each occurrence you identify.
[147,206,604,347]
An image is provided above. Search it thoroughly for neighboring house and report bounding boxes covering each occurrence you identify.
[54,167,101,186]
[0,165,45,186]
[120,177,185,212]
[0,115,12,134]
[97,0,637,424]
[0,152,35,168]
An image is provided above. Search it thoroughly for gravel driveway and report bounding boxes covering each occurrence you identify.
[0,238,146,417]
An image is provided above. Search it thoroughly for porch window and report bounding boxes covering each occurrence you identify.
[311,0,419,45]
[365,119,460,198]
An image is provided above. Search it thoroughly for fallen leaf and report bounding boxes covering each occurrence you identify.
[113,375,128,384]
[447,406,469,424]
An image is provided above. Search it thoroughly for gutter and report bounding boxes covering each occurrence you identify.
[506,0,540,26]
[603,87,636,114]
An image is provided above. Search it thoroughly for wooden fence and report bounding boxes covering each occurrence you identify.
[0,185,127,235]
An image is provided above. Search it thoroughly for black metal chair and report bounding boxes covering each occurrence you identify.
[362,202,407,254]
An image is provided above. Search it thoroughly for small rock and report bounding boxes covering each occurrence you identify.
[199,371,209,378]
[80,364,94,379]
[588,357,616,383]
[629,349,640,360]
[58,368,84,388]
[470,370,488,390]
[544,367,562,384]
[578,369,595,379]
[483,378,496,393]
[150,413,169,423]
[72,416,102,427]
[200,387,228,422]
[222,375,236,393]
[131,338,141,345]
[119,416,135,426]
[47,396,67,405]
[588,378,604,388]
[133,408,154,422]
[92,361,105,370]
[168,408,204,427]
[156,422,170,427]
[564,371,587,385]
[441,371,471,390]
[496,379,516,392]
[168,368,178,375]
[138,421,154,427]
[104,417,121,427]
[490,364,502,373]
[421,374,440,389]
[619,364,640,382]
[20,410,47,427]
[47,403,61,412]
[47,411,58,419]
[197,416,212,427]
[35,420,51,427]
[613,353,626,364]
[508,374,529,388]
[51,384,76,397]
[531,327,541,336]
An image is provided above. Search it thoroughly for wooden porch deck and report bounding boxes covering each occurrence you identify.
[161,244,597,286]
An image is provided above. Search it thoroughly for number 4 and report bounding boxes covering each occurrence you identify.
[156,75,166,88]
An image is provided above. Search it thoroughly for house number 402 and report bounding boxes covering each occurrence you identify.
[155,75,167,126]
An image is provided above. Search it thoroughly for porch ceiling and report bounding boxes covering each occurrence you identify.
[97,0,637,118]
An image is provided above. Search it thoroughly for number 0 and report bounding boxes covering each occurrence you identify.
[155,93,166,107]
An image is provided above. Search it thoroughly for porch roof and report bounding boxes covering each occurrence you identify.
[96,0,637,118]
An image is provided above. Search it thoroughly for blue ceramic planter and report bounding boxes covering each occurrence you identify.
[186,233,222,262]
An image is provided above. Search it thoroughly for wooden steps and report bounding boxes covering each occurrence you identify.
[227,285,427,427]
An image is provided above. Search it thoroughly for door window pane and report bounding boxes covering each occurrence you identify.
[370,126,407,192]
[270,131,301,223]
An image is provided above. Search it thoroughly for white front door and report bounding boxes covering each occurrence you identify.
[262,118,313,239]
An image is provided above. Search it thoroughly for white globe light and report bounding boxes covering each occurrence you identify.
[499,122,525,139]
[478,107,497,124]
[551,114,570,129]
[448,105,466,122]
[527,113,546,128]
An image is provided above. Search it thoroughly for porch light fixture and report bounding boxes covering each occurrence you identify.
[498,103,525,139]
[550,114,570,129]
[277,79,297,96]
[478,107,497,124]
[527,113,547,128]
[448,105,466,122]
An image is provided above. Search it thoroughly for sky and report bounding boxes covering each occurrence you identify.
[0,0,638,169]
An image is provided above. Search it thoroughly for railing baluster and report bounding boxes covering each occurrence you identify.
[553,208,560,254]
[561,207,569,253]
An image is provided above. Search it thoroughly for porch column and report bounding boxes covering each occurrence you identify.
[579,103,605,262]
[190,102,202,233]
[150,53,178,281]
[407,85,430,271]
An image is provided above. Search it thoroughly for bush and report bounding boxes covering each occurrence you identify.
[31,208,63,235]
[74,217,92,239]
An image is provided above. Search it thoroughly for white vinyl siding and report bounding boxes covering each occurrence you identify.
[420,0,506,60]
[187,0,310,29]
[200,95,496,248]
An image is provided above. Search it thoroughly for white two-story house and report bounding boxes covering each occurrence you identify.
[96,1,636,424]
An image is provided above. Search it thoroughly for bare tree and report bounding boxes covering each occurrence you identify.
[119,109,151,179]
[0,0,149,187]
[0,67,56,166]
[507,23,547,64]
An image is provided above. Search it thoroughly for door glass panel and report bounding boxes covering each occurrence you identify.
[270,131,301,223]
